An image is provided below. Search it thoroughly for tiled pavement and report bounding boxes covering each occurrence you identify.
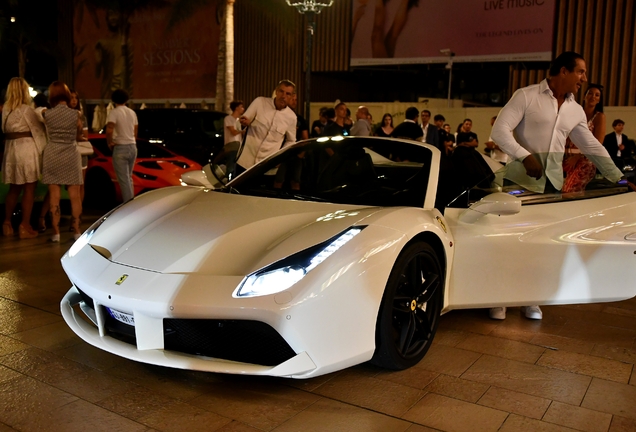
[0,216,635,432]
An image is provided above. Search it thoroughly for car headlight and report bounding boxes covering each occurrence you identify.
[67,204,124,258]
[234,226,365,298]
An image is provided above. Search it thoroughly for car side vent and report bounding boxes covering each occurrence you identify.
[137,161,163,170]
[163,319,296,366]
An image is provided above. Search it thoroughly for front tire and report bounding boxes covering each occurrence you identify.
[371,242,443,370]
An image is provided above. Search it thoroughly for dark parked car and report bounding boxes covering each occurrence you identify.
[135,108,226,165]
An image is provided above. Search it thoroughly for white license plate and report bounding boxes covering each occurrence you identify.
[106,307,135,326]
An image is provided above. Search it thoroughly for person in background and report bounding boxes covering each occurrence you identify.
[485,115,508,165]
[350,106,372,136]
[322,102,352,137]
[223,100,245,180]
[420,109,439,149]
[562,83,605,193]
[434,114,448,143]
[456,119,478,148]
[1,77,47,239]
[391,106,423,141]
[603,119,635,168]
[41,81,84,242]
[237,79,297,171]
[311,106,329,138]
[106,89,138,203]
[374,113,394,137]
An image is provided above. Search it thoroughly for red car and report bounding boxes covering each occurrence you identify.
[85,134,202,209]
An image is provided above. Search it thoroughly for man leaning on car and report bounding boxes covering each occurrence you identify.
[489,51,624,322]
[235,80,297,174]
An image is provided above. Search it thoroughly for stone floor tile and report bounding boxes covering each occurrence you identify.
[97,385,181,421]
[537,350,632,383]
[47,399,149,432]
[431,328,471,347]
[609,416,636,432]
[0,376,78,430]
[308,369,426,417]
[414,344,481,377]
[0,335,29,357]
[423,374,489,403]
[557,319,636,349]
[285,370,342,392]
[456,334,545,363]
[402,393,507,432]
[138,400,233,432]
[50,367,139,403]
[500,414,580,431]
[0,422,16,431]
[476,386,550,419]
[530,333,595,355]
[55,341,132,371]
[581,378,636,420]
[590,344,636,365]
[0,347,92,384]
[106,361,220,401]
[0,366,22,386]
[404,425,442,432]
[10,320,80,352]
[487,325,537,343]
[0,304,62,334]
[437,309,499,336]
[189,380,320,431]
[603,306,636,319]
[631,369,635,386]
[374,367,439,390]
[217,421,264,432]
[461,355,591,405]
[273,398,412,432]
[542,401,612,432]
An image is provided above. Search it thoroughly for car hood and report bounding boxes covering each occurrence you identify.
[89,186,382,275]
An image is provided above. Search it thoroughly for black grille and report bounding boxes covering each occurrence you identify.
[163,319,296,366]
[77,287,94,310]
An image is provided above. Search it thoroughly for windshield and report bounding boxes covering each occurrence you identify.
[226,137,434,207]
[445,151,632,209]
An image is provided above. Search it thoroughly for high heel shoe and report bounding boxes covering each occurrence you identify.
[2,222,13,237]
[38,217,47,233]
[18,225,38,239]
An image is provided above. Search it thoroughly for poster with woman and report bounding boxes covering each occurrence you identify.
[351,0,555,66]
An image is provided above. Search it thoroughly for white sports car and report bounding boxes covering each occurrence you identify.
[61,136,636,378]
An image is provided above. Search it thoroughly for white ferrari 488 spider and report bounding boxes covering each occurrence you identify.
[61,136,636,378]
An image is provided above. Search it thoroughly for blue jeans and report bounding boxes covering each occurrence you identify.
[112,144,137,202]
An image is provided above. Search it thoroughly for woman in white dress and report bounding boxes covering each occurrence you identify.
[1,77,47,239]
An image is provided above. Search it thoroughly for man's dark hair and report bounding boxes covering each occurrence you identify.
[111,89,129,104]
[612,119,625,127]
[421,109,431,116]
[434,114,445,122]
[229,100,243,112]
[549,51,585,76]
[324,108,336,120]
[33,93,49,109]
[405,106,419,120]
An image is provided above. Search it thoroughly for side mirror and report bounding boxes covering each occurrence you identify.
[180,166,214,188]
[459,192,521,223]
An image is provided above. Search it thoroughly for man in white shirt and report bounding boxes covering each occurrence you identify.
[489,51,623,322]
[484,116,509,164]
[491,51,621,195]
[350,106,372,136]
[106,89,138,202]
[237,80,297,171]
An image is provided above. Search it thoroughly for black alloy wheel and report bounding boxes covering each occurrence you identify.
[371,242,443,370]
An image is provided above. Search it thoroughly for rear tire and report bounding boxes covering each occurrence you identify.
[371,242,443,370]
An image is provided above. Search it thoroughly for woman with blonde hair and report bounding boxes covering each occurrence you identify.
[41,81,84,242]
[1,77,47,238]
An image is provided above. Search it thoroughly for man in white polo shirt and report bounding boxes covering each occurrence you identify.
[236,80,297,172]
[106,89,138,202]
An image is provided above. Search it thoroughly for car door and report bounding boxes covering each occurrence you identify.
[442,185,636,310]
